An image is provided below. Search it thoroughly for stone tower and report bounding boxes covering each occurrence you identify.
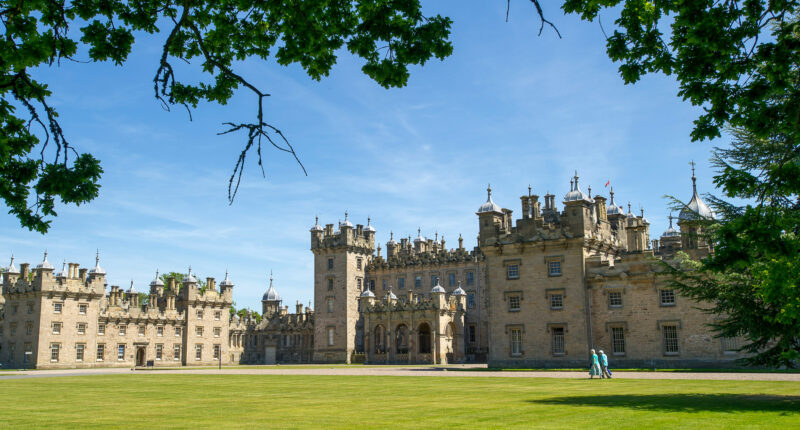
[310,213,375,363]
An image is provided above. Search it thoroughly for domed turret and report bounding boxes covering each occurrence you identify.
[662,214,680,237]
[150,269,165,287]
[606,187,625,216]
[360,288,375,298]
[340,211,353,228]
[36,250,54,270]
[262,271,280,302]
[57,260,67,278]
[414,227,425,243]
[89,250,105,275]
[626,202,636,218]
[128,279,137,294]
[563,171,593,203]
[364,217,376,233]
[679,163,716,221]
[310,216,323,232]
[6,255,19,274]
[477,184,502,214]
[219,270,234,287]
[640,208,650,224]
[386,231,396,246]
[453,281,466,296]
[431,282,446,294]
[183,266,197,283]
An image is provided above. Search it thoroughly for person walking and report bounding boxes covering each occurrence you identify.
[589,349,601,379]
[599,350,612,379]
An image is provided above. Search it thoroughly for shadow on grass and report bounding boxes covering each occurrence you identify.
[530,394,800,414]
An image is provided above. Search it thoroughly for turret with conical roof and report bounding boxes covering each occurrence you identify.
[677,162,715,255]
[262,271,282,316]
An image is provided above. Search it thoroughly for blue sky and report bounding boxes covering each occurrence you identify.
[2,3,725,311]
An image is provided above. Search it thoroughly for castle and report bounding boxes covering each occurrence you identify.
[0,169,744,369]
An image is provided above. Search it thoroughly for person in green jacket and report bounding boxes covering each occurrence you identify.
[589,349,601,379]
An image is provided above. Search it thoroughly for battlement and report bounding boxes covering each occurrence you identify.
[310,214,375,254]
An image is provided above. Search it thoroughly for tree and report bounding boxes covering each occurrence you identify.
[159,270,205,292]
[560,1,799,143]
[1,0,453,233]
[664,127,799,367]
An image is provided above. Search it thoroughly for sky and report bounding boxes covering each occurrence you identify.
[1,3,727,311]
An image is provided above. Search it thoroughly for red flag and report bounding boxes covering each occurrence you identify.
[605,180,610,187]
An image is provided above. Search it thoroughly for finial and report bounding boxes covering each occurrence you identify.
[390,231,394,240]
[270,270,273,284]
[188,265,192,276]
[435,231,438,241]
[574,170,579,186]
[690,160,698,193]
[95,249,99,265]
[418,227,421,237]
[130,279,134,288]
[628,202,632,213]
[344,210,349,221]
[528,184,532,196]
[588,185,592,198]
[569,178,574,191]
[367,216,371,226]
[43,249,48,261]
[315,215,319,225]
[640,208,645,218]
[487,184,492,199]
[156,269,160,279]
[668,213,674,227]
[10,255,14,265]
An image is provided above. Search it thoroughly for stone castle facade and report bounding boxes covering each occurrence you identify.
[1,169,744,369]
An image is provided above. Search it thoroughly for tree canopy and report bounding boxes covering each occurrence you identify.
[1,0,453,233]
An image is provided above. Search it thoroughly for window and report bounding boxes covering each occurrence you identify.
[550,294,563,310]
[721,336,742,353]
[50,343,60,362]
[52,322,61,335]
[27,302,33,314]
[468,325,476,343]
[357,278,362,290]
[214,311,221,321]
[98,323,105,335]
[448,273,456,287]
[660,289,676,306]
[175,327,181,337]
[327,298,334,313]
[119,325,127,336]
[414,276,422,289]
[510,329,522,356]
[548,261,562,277]
[195,344,203,360]
[609,292,623,308]
[77,323,86,335]
[663,325,679,354]
[196,327,203,337]
[467,271,475,286]
[327,258,334,270]
[96,344,105,361]
[357,258,362,270]
[327,327,335,346]
[78,304,87,315]
[552,327,565,355]
[12,304,18,314]
[611,327,626,355]
[467,293,475,309]
[76,343,85,361]
[398,277,405,290]
[24,342,32,355]
[117,344,125,361]
[156,344,163,360]
[328,278,334,291]
[214,327,221,337]
[507,264,519,279]
[382,279,387,290]
[10,323,17,336]
[213,344,221,360]
[196,309,204,320]
[157,326,164,336]
[508,295,521,312]
[25,322,33,336]
[138,325,145,336]
[173,344,181,360]
[54,302,63,314]
[431,275,439,287]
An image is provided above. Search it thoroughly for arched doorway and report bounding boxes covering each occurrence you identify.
[374,325,386,354]
[136,347,146,367]
[395,324,409,354]
[418,323,431,354]
[444,322,456,364]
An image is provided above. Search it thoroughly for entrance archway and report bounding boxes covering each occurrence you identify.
[136,347,146,367]
[418,323,431,354]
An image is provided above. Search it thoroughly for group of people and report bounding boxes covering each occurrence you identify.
[589,349,612,379]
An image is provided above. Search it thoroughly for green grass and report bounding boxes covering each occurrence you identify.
[0,375,798,429]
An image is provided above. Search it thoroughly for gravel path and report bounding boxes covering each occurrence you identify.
[2,364,799,382]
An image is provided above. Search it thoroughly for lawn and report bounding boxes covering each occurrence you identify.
[0,375,797,429]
